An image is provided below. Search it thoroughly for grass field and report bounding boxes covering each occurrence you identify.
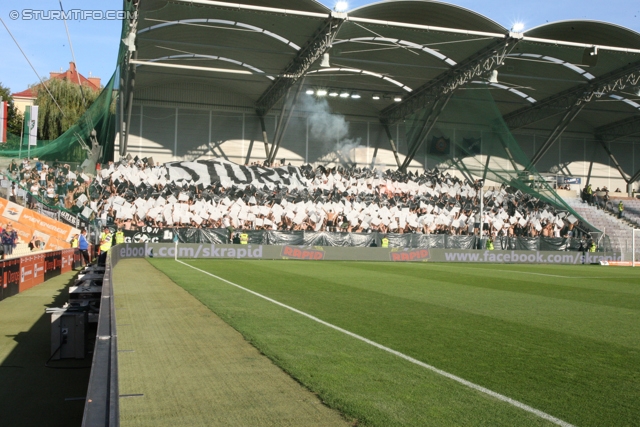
[148,259,640,427]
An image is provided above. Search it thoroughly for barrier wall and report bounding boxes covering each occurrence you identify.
[114,243,623,265]
[0,249,79,302]
[122,228,604,252]
[0,197,79,251]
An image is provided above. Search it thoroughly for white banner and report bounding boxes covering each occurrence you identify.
[28,105,38,146]
[0,100,7,144]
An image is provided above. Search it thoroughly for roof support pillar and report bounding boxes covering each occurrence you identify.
[398,92,453,172]
[258,115,271,162]
[118,75,125,156]
[370,136,381,169]
[482,154,492,181]
[495,132,520,173]
[209,140,230,162]
[452,157,475,183]
[382,124,403,169]
[244,139,254,165]
[596,137,630,183]
[585,144,598,187]
[268,78,306,165]
[628,168,640,185]
[122,50,138,157]
[527,104,585,170]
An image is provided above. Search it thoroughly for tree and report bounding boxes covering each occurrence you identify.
[34,78,100,141]
[0,82,24,137]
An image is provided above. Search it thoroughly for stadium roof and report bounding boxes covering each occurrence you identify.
[125,0,640,166]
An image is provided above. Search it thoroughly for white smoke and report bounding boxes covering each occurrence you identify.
[300,95,361,165]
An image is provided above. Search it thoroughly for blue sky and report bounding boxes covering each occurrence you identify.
[1,0,638,95]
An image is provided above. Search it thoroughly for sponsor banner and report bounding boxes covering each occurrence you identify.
[123,228,174,243]
[0,197,77,251]
[61,249,75,273]
[3,258,21,299]
[32,254,45,287]
[390,248,430,262]
[113,244,622,265]
[433,249,622,265]
[44,252,62,280]
[19,255,36,293]
[281,246,325,260]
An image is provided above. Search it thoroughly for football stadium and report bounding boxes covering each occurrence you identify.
[1,1,640,426]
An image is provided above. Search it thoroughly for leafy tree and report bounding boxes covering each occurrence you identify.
[35,78,101,141]
[0,82,24,138]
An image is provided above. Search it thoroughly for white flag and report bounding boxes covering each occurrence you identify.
[0,100,7,144]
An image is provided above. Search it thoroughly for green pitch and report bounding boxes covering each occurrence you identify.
[148,259,640,427]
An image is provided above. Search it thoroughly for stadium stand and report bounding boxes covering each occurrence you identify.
[83,157,585,239]
[563,197,634,253]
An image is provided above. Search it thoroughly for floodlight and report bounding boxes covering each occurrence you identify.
[340,91,350,98]
[511,22,525,32]
[335,1,348,12]
[316,89,328,97]
[351,92,361,99]
[372,94,381,100]
[306,89,315,95]
[329,90,339,97]
[393,95,402,102]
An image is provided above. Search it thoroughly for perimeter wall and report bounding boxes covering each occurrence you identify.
[114,243,622,265]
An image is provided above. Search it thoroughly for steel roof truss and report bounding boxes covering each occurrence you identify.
[381,35,520,125]
[256,14,345,116]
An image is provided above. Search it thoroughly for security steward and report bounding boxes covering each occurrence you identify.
[486,236,494,250]
[589,240,597,253]
[98,226,113,266]
[585,184,593,205]
[115,228,125,245]
[240,232,249,245]
[381,236,389,248]
[70,234,79,248]
[618,201,624,219]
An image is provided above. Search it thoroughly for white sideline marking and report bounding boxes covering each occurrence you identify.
[177,259,576,427]
[437,265,574,278]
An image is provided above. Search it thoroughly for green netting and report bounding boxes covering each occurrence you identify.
[405,85,597,231]
[0,72,117,163]
[0,0,134,164]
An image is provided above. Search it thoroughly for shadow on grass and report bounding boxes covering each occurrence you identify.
[0,271,94,427]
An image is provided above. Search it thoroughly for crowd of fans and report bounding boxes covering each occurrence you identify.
[5,156,579,238]
[6,157,91,211]
[87,158,576,237]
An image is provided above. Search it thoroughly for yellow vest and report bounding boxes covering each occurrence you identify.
[381,238,389,248]
[115,231,125,244]
[487,240,494,250]
[589,243,596,252]
[619,202,624,212]
[240,233,248,244]
[100,233,113,252]
[71,238,78,248]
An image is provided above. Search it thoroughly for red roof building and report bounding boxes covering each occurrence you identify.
[12,62,101,114]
